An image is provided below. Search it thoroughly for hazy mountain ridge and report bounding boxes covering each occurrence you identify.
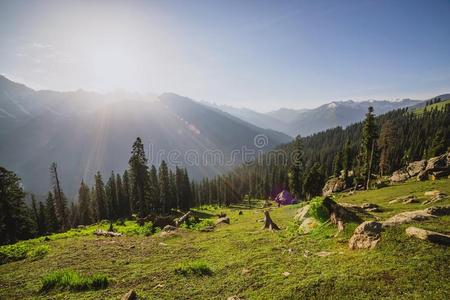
[0,76,291,197]
[218,97,424,137]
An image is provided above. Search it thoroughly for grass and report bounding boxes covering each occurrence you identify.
[0,178,449,299]
[174,260,213,276]
[41,269,108,292]
[0,243,49,264]
[414,99,450,115]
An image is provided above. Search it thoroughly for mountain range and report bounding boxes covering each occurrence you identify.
[213,99,424,136]
[1,75,446,197]
[0,75,290,197]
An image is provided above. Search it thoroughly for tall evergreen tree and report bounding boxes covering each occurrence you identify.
[428,128,447,157]
[360,107,379,189]
[149,165,160,212]
[332,151,342,177]
[0,166,35,244]
[342,139,352,183]
[45,191,60,233]
[37,201,48,235]
[159,160,171,214]
[129,137,149,217]
[288,136,304,199]
[122,170,131,216]
[78,180,92,225]
[50,162,69,229]
[303,163,326,200]
[378,120,396,176]
[94,172,108,220]
[106,171,119,220]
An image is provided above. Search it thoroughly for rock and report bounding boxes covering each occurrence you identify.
[422,192,448,205]
[425,153,448,170]
[299,217,320,233]
[417,170,429,181]
[227,296,242,300]
[121,290,137,300]
[316,251,333,257]
[405,227,450,245]
[425,205,450,216]
[389,195,417,204]
[382,210,434,227]
[322,177,346,196]
[238,211,243,215]
[294,205,311,223]
[162,225,177,232]
[282,271,290,277]
[390,169,410,183]
[361,203,382,212]
[424,190,441,197]
[431,170,450,180]
[215,217,230,225]
[349,221,382,250]
[406,160,427,177]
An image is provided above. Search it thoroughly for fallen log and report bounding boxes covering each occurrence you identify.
[262,210,280,230]
[176,211,192,227]
[94,229,123,237]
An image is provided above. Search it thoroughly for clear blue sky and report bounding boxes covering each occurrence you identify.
[0,0,449,111]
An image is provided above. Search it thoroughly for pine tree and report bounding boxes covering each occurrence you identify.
[50,162,69,229]
[303,163,325,200]
[378,120,396,176]
[94,172,108,220]
[342,139,352,183]
[37,201,47,235]
[149,165,160,212]
[0,167,35,244]
[78,180,92,225]
[115,174,127,219]
[332,151,342,177]
[45,191,60,233]
[428,128,447,157]
[129,137,149,217]
[169,169,178,210]
[361,107,379,189]
[159,160,171,214]
[122,170,131,216]
[288,136,304,199]
[106,171,118,220]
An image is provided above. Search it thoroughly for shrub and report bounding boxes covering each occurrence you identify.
[29,245,50,260]
[40,269,108,292]
[309,197,330,222]
[181,218,214,231]
[0,243,29,264]
[175,260,213,276]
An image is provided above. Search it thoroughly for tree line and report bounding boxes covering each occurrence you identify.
[191,103,449,203]
[0,137,193,245]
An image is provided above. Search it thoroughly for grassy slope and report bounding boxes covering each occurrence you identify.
[414,99,450,115]
[1,179,449,299]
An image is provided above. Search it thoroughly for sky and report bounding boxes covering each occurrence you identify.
[0,0,449,112]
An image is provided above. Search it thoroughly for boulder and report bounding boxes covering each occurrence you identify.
[382,210,434,227]
[121,290,137,300]
[162,225,177,232]
[215,217,230,225]
[422,192,448,205]
[417,170,429,181]
[425,153,448,170]
[424,205,450,216]
[382,205,449,227]
[405,227,450,245]
[406,160,427,177]
[424,190,441,197]
[322,177,346,196]
[349,221,382,250]
[390,169,410,183]
[294,205,311,223]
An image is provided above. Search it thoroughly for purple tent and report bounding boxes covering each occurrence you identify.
[274,190,295,206]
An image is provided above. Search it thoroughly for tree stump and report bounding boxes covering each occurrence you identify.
[262,211,280,230]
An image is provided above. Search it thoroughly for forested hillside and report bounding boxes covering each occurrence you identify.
[191,102,450,205]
